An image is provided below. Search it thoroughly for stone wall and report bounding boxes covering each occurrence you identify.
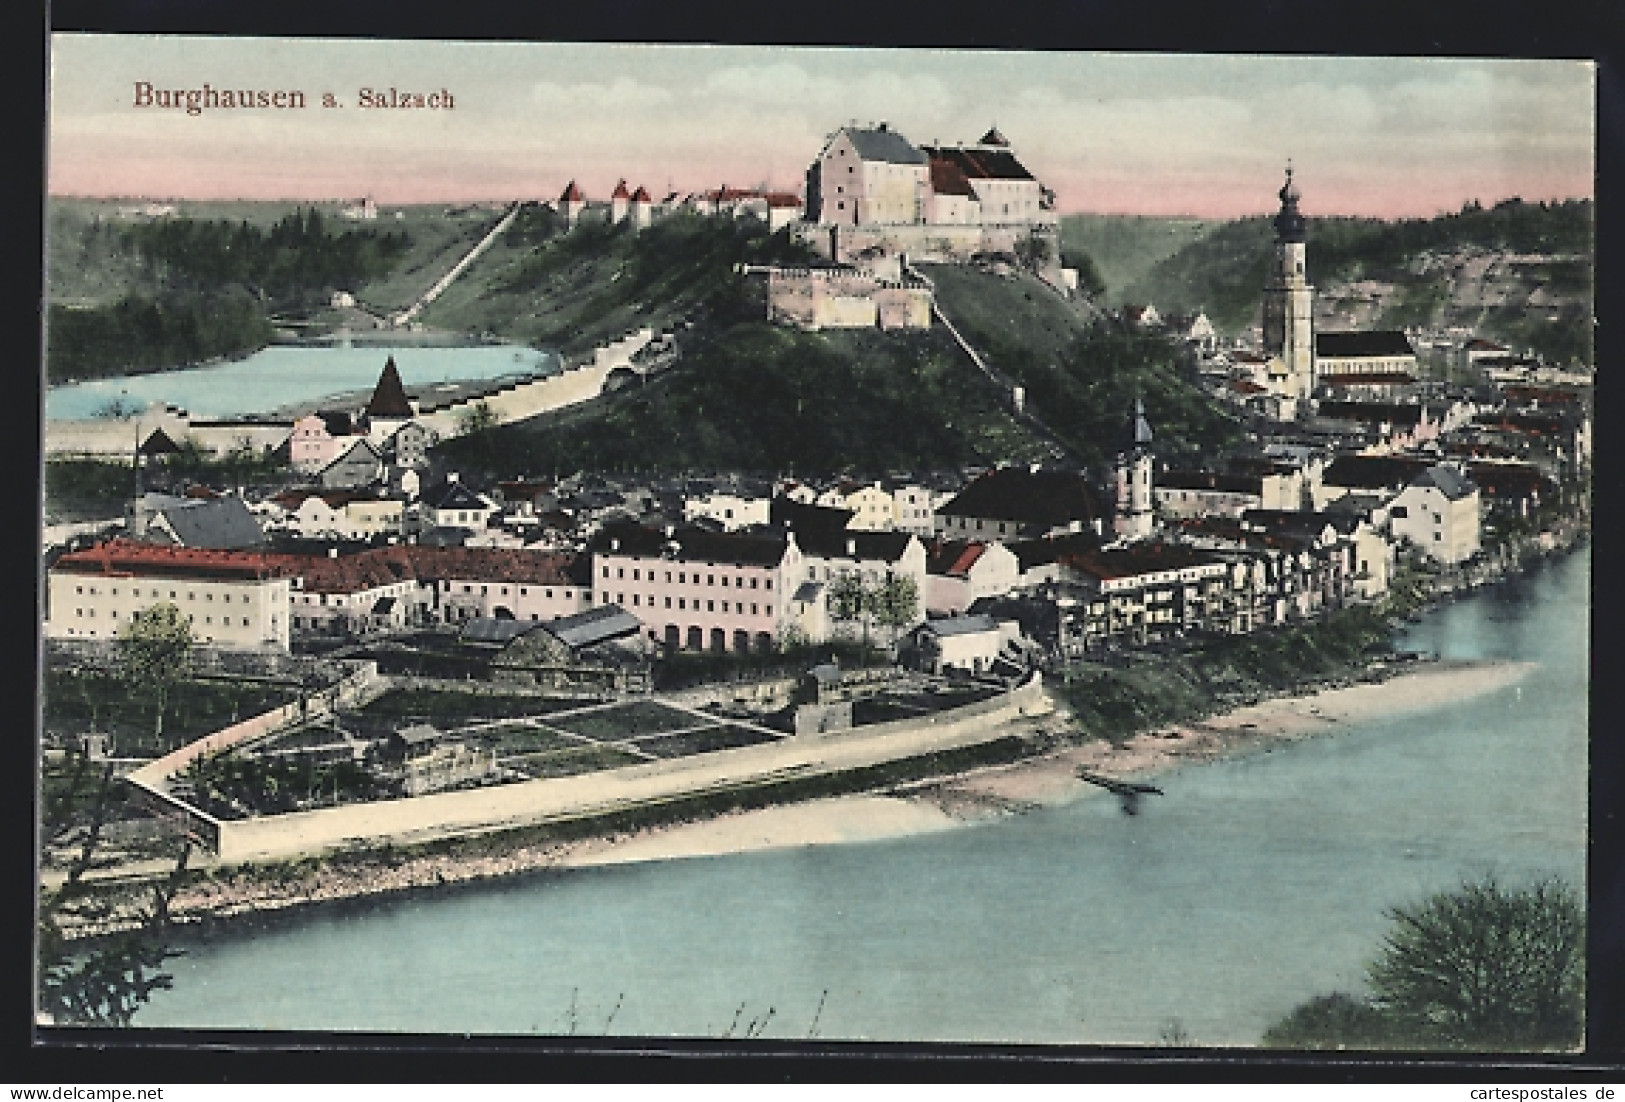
[197,672,1048,864]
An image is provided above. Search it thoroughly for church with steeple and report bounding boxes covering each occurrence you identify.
[1260,165,1317,409]
[1112,397,1156,541]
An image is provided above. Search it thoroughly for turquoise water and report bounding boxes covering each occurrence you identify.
[132,545,1589,1044]
[44,344,556,421]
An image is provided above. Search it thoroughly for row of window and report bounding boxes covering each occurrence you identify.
[602,592,772,617]
[601,564,771,590]
[71,608,253,628]
[74,584,249,603]
[441,582,579,599]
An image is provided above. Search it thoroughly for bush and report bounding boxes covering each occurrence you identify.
[1264,875,1584,1051]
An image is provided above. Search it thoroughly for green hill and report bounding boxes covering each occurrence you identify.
[440,241,1242,479]
[1059,214,1221,305]
[1123,198,1594,363]
[439,320,1053,477]
[420,210,827,358]
[926,265,1242,466]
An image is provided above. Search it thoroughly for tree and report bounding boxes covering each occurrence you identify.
[455,400,498,437]
[870,574,920,650]
[826,572,869,647]
[1262,875,1584,1051]
[1366,875,1583,1050]
[37,746,188,1026]
[1261,992,1401,1050]
[117,603,193,744]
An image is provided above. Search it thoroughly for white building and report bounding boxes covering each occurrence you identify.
[1386,466,1481,566]
[45,541,292,652]
[683,491,772,532]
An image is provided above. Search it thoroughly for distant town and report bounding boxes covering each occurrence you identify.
[40,121,1593,891]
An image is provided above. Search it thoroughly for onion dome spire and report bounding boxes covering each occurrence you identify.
[1273,162,1307,243]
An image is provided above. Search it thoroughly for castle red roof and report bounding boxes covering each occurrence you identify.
[611,179,630,200]
[630,186,651,203]
[560,180,585,203]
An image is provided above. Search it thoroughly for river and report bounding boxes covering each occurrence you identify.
[44,344,557,422]
[132,544,1589,1045]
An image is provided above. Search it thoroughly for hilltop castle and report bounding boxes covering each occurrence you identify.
[792,122,1063,279]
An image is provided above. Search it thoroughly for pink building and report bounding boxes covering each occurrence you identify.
[588,522,803,653]
[289,411,365,472]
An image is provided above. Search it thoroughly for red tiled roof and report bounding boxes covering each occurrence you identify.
[925,539,987,577]
[611,179,630,199]
[52,539,293,581]
[1229,378,1268,395]
[929,157,977,198]
[560,180,585,203]
[630,186,651,203]
[764,192,802,208]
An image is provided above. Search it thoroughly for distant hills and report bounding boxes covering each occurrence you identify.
[1114,198,1593,364]
[1059,214,1222,307]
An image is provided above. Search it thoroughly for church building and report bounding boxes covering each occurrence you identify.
[1260,166,1316,406]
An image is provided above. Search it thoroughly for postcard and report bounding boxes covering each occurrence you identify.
[37,35,1594,1053]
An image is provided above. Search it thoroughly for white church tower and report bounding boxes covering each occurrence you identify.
[1261,165,1316,403]
[1113,398,1155,541]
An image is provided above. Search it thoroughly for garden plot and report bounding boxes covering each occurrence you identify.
[632,725,779,760]
[507,744,649,780]
[547,700,707,742]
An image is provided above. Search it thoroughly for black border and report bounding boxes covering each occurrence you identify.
[14,0,1624,1083]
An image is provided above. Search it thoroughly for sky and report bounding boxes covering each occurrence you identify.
[47,36,1595,218]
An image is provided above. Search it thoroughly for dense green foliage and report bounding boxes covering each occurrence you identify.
[47,293,275,383]
[1123,199,1594,361]
[116,208,411,305]
[439,227,1239,477]
[1059,249,1107,298]
[428,213,821,357]
[47,209,411,382]
[441,322,1036,477]
[987,322,1242,468]
[41,668,295,758]
[45,450,288,521]
[1057,605,1393,744]
[37,748,185,1027]
[1264,876,1584,1051]
[45,460,138,519]
[1058,214,1220,305]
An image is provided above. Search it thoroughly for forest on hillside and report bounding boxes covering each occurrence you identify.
[1121,198,1593,363]
[46,210,411,383]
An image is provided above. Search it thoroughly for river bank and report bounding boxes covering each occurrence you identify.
[70,653,1532,943]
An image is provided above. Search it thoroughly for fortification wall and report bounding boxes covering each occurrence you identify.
[202,672,1049,864]
[414,328,656,436]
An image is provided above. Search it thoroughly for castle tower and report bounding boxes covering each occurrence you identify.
[1261,165,1316,401]
[610,179,631,224]
[558,180,586,228]
[1112,397,1155,541]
